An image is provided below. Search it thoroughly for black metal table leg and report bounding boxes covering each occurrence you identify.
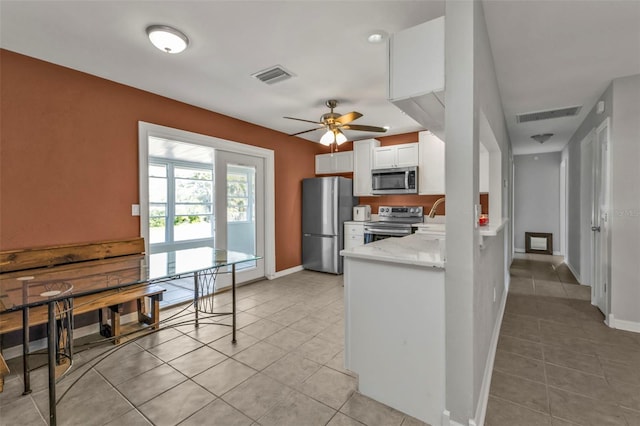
[232,264,236,344]
[194,272,199,328]
[22,307,31,395]
[47,301,57,426]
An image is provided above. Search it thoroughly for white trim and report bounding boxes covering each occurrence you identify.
[2,312,139,360]
[138,122,276,280]
[441,411,466,426]
[471,279,508,426]
[270,265,304,280]
[608,314,640,333]
[553,250,562,256]
[514,248,525,253]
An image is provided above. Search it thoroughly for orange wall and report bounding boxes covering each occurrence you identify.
[0,50,325,271]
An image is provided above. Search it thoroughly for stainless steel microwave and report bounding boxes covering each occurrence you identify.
[371,166,418,195]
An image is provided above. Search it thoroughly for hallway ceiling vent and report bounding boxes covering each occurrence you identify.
[251,65,295,85]
[516,105,582,123]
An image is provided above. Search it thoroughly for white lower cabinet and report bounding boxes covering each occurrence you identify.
[344,222,365,250]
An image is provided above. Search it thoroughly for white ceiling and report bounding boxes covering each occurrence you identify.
[1,1,638,155]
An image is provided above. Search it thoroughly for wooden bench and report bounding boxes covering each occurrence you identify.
[0,238,165,393]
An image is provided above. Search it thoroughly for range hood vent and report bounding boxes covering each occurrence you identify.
[252,65,294,85]
[516,105,582,123]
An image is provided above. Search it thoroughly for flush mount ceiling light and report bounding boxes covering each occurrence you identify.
[146,25,189,54]
[320,129,348,146]
[367,31,388,44]
[530,133,554,144]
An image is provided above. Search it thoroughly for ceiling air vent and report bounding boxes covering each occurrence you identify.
[516,105,582,123]
[251,65,294,85]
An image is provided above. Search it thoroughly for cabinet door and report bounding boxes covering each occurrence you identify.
[333,151,354,173]
[388,16,445,101]
[419,132,445,195]
[396,143,419,167]
[479,149,489,193]
[373,146,397,169]
[315,154,334,174]
[353,139,380,196]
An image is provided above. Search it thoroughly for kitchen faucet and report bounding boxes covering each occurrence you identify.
[428,197,445,218]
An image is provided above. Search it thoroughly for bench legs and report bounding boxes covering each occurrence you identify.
[99,294,162,345]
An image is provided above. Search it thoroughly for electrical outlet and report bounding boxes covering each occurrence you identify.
[131,204,140,216]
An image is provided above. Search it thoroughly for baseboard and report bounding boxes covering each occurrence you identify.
[514,248,525,253]
[441,410,466,426]
[471,284,508,426]
[608,314,640,333]
[553,250,562,256]
[271,265,304,279]
[1,312,139,360]
[563,261,582,284]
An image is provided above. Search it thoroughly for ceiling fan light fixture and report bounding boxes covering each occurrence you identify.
[320,130,335,146]
[335,130,347,145]
[530,133,554,144]
[146,25,189,54]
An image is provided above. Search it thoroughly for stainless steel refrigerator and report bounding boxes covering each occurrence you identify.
[302,177,357,274]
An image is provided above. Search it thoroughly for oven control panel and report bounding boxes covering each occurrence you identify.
[378,205,423,219]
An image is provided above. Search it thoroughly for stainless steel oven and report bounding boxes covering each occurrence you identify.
[364,206,423,244]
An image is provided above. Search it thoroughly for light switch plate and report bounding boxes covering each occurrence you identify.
[131,204,140,216]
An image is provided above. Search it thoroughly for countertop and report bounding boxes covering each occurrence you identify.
[340,233,445,269]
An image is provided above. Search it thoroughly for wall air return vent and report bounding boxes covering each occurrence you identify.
[516,106,582,123]
[251,65,295,85]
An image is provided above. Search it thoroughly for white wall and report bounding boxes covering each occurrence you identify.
[564,74,640,329]
[610,74,640,327]
[444,1,512,424]
[513,152,561,253]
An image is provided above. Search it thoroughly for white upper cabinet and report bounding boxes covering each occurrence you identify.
[479,146,489,193]
[353,139,380,196]
[373,143,419,169]
[315,150,353,175]
[418,131,445,195]
[388,16,445,140]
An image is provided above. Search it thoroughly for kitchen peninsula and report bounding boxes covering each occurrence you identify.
[340,233,446,425]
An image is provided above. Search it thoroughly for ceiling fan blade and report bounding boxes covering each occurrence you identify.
[336,111,363,125]
[284,116,323,125]
[342,124,388,133]
[289,127,323,136]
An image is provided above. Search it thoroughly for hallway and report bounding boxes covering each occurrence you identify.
[486,255,640,426]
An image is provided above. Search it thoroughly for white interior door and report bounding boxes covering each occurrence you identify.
[215,150,265,286]
[592,118,610,316]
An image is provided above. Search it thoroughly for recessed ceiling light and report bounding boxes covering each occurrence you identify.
[146,25,189,54]
[367,31,387,44]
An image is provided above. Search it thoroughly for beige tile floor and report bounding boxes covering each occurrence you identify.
[2,257,639,426]
[486,254,640,426]
[0,270,426,426]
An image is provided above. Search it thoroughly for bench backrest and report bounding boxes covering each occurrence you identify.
[0,238,145,273]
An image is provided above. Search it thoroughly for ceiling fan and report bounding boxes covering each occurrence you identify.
[284,99,387,145]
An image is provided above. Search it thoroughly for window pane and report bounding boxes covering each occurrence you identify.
[228,173,248,197]
[175,204,212,215]
[149,164,167,178]
[149,217,166,244]
[174,215,212,241]
[175,179,212,203]
[175,167,212,180]
[150,177,167,202]
[150,204,166,217]
[228,197,247,221]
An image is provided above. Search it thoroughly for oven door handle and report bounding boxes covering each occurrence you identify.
[364,228,412,236]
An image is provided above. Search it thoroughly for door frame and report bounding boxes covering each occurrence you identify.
[592,117,611,320]
[138,121,276,280]
[579,129,595,286]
